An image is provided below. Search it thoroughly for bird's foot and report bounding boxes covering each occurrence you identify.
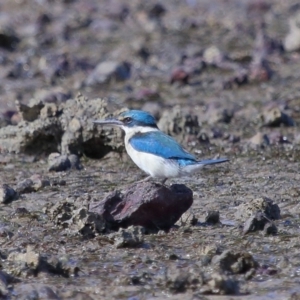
[137,176,152,183]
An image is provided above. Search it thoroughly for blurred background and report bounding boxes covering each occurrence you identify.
[0,0,299,126]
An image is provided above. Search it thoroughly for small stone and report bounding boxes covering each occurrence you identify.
[175,211,198,226]
[15,178,35,194]
[68,154,83,170]
[212,250,259,274]
[30,174,50,191]
[0,271,9,297]
[263,222,277,235]
[248,132,270,148]
[207,272,239,295]
[235,197,280,221]
[85,61,131,86]
[112,226,144,248]
[48,153,71,172]
[260,107,294,127]
[243,212,267,234]
[0,184,18,203]
[205,211,220,224]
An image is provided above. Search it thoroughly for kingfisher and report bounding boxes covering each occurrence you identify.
[94,110,228,184]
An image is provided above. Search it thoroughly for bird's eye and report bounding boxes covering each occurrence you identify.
[123,117,132,123]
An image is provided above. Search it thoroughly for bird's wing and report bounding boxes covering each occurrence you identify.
[129,131,196,160]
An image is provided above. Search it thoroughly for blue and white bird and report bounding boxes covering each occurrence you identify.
[94,110,228,184]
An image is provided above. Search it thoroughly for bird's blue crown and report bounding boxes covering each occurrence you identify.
[119,110,158,128]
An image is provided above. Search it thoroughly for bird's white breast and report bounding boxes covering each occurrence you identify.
[124,126,180,178]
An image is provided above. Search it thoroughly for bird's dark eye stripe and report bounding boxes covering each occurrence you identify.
[123,117,132,123]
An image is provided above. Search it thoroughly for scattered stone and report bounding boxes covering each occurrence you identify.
[175,211,198,227]
[89,182,193,231]
[15,179,35,194]
[68,154,83,170]
[205,211,220,224]
[260,107,295,127]
[0,26,19,50]
[111,226,144,248]
[158,106,200,139]
[0,184,18,203]
[243,212,268,234]
[48,153,71,172]
[44,197,107,236]
[248,132,270,148]
[212,250,259,274]
[0,271,11,297]
[170,67,189,85]
[166,265,204,293]
[263,222,278,235]
[235,197,280,221]
[206,272,239,295]
[85,61,131,86]
[30,174,50,191]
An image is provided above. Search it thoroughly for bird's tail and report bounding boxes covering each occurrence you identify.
[198,158,229,165]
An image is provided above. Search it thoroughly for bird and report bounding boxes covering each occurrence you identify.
[94,110,228,184]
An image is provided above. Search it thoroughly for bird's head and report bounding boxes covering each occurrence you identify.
[94,110,158,132]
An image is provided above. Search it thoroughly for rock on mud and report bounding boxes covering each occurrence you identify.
[212,250,259,274]
[0,94,123,158]
[235,197,280,221]
[111,226,144,248]
[89,182,193,231]
[0,184,18,203]
[48,153,82,172]
[166,265,238,295]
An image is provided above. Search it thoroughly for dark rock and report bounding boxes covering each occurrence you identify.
[206,272,239,295]
[15,179,35,194]
[243,212,268,234]
[147,3,166,20]
[205,211,220,224]
[85,61,131,86]
[0,184,18,203]
[0,26,19,50]
[89,182,193,231]
[212,250,259,274]
[235,197,280,221]
[260,107,294,127]
[48,153,82,172]
[111,226,144,248]
[170,67,189,85]
[263,222,278,235]
[48,153,71,172]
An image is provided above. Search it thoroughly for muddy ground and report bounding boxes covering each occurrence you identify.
[1,0,300,299]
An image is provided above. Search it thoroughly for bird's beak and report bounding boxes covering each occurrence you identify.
[93,118,123,127]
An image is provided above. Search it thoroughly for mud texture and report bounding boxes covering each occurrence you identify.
[1,0,300,299]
